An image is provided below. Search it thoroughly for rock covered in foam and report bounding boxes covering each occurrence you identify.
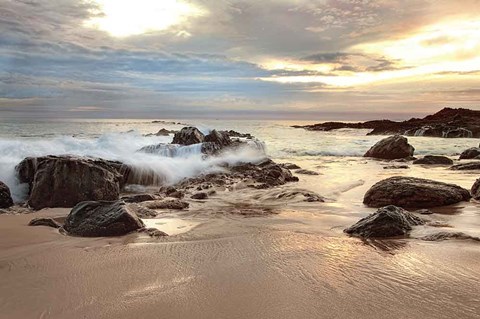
[0,181,13,209]
[64,200,145,237]
[344,205,425,238]
[364,135,415,160]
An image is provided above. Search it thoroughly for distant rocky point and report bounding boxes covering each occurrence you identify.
[293,108,480,138]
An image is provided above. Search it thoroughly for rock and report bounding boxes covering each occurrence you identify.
[471,178,480,200]
[172,127,205,145]
[364,135,415,159]
[416,209,434,215]
[421,231,480,242]
[294,108,480,138]
[16,156,130,210]
[223,130,253,139]
[139,228,168,237]
[413,155,453,165]
[142,199,189,210]
[459,147,480,159]
[0,181,13,209]
[144,128,174,136]
[295,169,320,175]
[363,176,471,209]
[64,201,145,237]
[280,163,301,169]
[450,162,480,170]
[121,194,159,203]
[191,192,208,200]
[204,130,231,148]
[28,217,62,228]
[344,205,425,238]
[383,165,409,169]
[127,203,159,218]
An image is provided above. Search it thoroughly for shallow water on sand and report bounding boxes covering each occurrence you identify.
[0,118,480,318]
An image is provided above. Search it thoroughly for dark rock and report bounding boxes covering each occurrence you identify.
[295,169,320,175]
[172,127,205,145]
[16,156,130,210]
[413,155,454,165]
[344,205,425,238]
[142,199,189,210]
[223,130,253,139]
[416,209,434,215]
[293,108,480,138]
[191,192,208,200]
[383,165,409,169]
[363,176,471,209]
[280,163,301,169]
[364,135,415,159]
[139,228,169,237]
[450,162,480,170]
[0,181,13,209]
[459,147,480,159]
[471,178,480,200]
[204,129,231,148]
[144,128,174,136]
[127,203,159,218]
[121,194,159,203]
[28,217,62,228]
[64,201,145,237]
[421,231,480,242]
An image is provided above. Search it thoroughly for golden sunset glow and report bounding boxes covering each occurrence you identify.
[84,0,205,37]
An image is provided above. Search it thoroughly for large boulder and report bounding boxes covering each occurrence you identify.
[172,127,205,145]
[471,178,480,200]
[459,147,480,159]
[363,176,471,209]
[412,155,453,165]
[0,181,13,208]
[344,205,425,238]
[64,200,145,237]
[364,135,415,159]
[16,156,129,210]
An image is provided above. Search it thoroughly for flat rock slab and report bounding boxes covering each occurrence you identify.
[363,176,471,209]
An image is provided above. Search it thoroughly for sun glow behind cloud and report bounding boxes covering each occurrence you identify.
[262,19,480,88]
[84,0,205,37]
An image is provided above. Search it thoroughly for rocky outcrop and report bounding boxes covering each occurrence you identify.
[344,205,425,238]
[172,127,205,145]
[459,147,480,159]
[64,201,145,237]
[293,108,480,138]
[413,155,453,165]
[364,135,415,159]
[363,176,471,208]
[16,156,129,210]
[450,162,480,170]
[0,181,13,209]
[28,217,62,228]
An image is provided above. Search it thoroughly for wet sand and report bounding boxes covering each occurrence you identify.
[1,209,480,319]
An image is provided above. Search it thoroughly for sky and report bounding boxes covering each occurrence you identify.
[0,0,480,119]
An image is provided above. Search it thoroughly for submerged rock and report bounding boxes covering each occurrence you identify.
[450,162,480,170]
[413,155,453,165]
[364,135,415,160]
[172,127,205,145]
[0,181,13,209]
[344,205,425,238]
[280,163,301,169]
[191,192,208,200]
[459,147,480,160]
[64,201,145,237]
[421,231,480,242]
[28,217,62,229]
[295,169,320,175]
[363,176,471,209]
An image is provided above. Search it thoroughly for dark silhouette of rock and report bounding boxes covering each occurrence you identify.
[471,178,480,200]
[0,181,13,209]
[172,127,205,145]
[295,169,320,175]
[413,155,453,165]
[363,176,471,208]
[344,205,425,238]
[142,199,189,210]
[16,156,129,210]
[204,129,231,148]
[64,201,145,237]
[364,135,415,159]
[294,108,480,138]
[191,192,208,200]
[450,162,480,170]
[383,165,409,169]
[121,194,159,203]
[28,217,62,228]
[280,163,301,169]
[459,147,480,159]
[144,128,174,136]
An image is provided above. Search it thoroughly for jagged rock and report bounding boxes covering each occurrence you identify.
[191,192,208,200]
[28,217,62,228]
[280,163,301,169]
[413,155,453,165]
[142,199,189,210]
[172,127,205,145]
[450,162,480,170]
[0,181,13,209]
[16,156,130,210]
[121,194,159,203]
[204,129,231,148]
[471,178,480,200]
[364,135,415,159]
[344,205,425,238]
[64,201,145,237]
[295,169,320,175]
[459,147,480,159]
[363,176,471,208]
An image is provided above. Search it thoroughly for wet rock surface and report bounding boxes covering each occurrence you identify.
[450,162,480,170]
[459,147,480,160]
[191,192,208,200]
[363,176,471,209]
[28,217,62,228]
[121,194,159,203]
[293,108,480,138]
[421,232,480,242]
[471,178,480,200]
[172,127,205,145]
[0,181,13,209]
[413,155,453,165]
[142,199,189,210]
[295,169,320,175]
[64,200,145,237]
[364,135,415,159]
[344,205,425,238]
